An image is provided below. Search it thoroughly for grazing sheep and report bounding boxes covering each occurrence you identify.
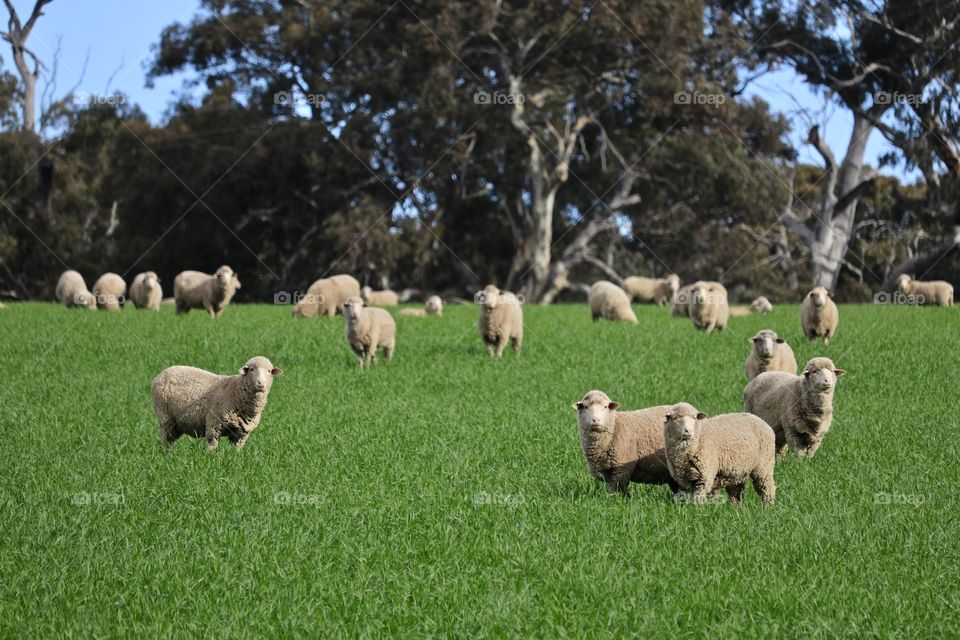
[151,356,282,452]
[476,284,524,358]
[663,403,776,505]
[587,281,638,323]
[55,270,96,309]
[573,390,678,495]
[342,296,396,368]
[92,273,127,311]
[744,357,845,459]
[425,295,443,316]
[361,286,400,307]
[750,296,773,314]
[744,330,797,381]
[292,274,359,317]
[801,286,838,345]
[670,284,696,317]
[173,266,237,317]
[623,274,680,306]
[896,274,954,307]
[130,271,162,311]
[689,281,729,333]
[398,308,426,317]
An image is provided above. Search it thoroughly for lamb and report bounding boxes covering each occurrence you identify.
[361,286,400,307]
[743,357,845,459]
[425,295,443,316]
[151,356,282,452]
[623,274,680,306]
[663,403,776,505]
[129,271,162,311]
[92,273,127,310]
[689,281,729,333]
[587,281,637,323]
[744,330,797,381]
[398,308,427,317]
[342,296,396,368]
[800,286,838,345]
[55,270,96,309]
[476,284,524,357]
[750,296,773,314]
[670,284,696,317]
[173,266,238,317]
[573,390,678,495]
[292,274,359,317]
[896,274,954,307]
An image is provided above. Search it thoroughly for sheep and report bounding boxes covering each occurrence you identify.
[623,274,680,306]
[744,330,797,381]
[342,296,396,368]
[361,286,400,307]
[744,357,845,459]
[476,284,524,357]
[292,274,359,317]
[670,283,696,317]
[896,274,954,307]
[92,273,127,311]
[151,356,282,452]
[129,271,162,311]
[800,286,838,345]
[173,266,238,317]
[587,281,637,323]
[573,390,678,495]
[689,281,729,333]
[750,296,773,314]
[55,270,96,309]
[663,403,776,505]
[398,308,427,317]
[425,295,443,316]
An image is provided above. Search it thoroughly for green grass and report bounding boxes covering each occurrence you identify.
[1,301,957,637]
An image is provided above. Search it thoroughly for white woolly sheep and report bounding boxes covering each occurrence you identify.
[425,295,443,316]
[800,286,838,345]
[573,390,678,495]
[587,281,637,323]
[670,283,696,317]
[398,308,426,317]
[56,270,96,309]
[361,286,400,307]
[744,356,845,459]
[92,273,127,311]
[744,330,797,381]
[896,274,954,307]
[663,403,776,505]
[152,356,282,451]
[173,266,239,317]
[623,274,680,306]
[130,271,162,311]
[476,284,524,357]
[750,296,773,314]
[292,274,359,317]
[342,296,396,368]
[689,281,729,333]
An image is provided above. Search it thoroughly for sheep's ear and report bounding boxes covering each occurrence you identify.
[775,338,785,344]
[748,338,755,345]
[696,412,708,420]
[572,402,583,411]
[827,291,835,298]
[834,369,845,377]
[607,401,620,410]
[240,366,249,374]
[271,367,283,376]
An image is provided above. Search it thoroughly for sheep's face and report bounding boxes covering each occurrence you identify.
[751,330,783,360]
[666,275,680,297]
[807,287,830,308]
[572,391,619,433]
[342,296,366,322]
[76,291,96,309]
[476,285,502,310]
[240,357,282,394]
[663,403,707,444]
[896,275,911,293]
[426,296,442,314]
[802,359,845,392]
[143,273,159,293]
[215,267,234,288]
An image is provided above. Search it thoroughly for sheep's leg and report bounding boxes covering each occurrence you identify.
[204,303,216,318]
[725,484,744,504]
[384,339,395,362]
[484,341,495,357]
[804,436,824,458]
[364,348,375,368]
[751,471,776,505]
[494,335,508,358]
[691,480,711,504]
[511,333,522,354]
[205,421,222,452]
[158,418,180,449]
[232,432,250,450]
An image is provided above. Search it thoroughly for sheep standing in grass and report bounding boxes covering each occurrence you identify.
[477,285,524,358]
[151,356,282,451]
[343,296,396,368]
[56,270,96,309]
[173,266,237,317]
[744,330,797,381]
[623,275,680,306]
[671,284,696,317]
[361,286,400,307]
[574,390,678,495]
[744,357,845,458]
[896,275,954,307]
[92,273,127,310]
[689,281,729,333]
[587,281,637,323]
[801,286,838,345]
[292,274,359,317]
[663,403,776,505]
[130,271,162,311]
[750,296,773,314]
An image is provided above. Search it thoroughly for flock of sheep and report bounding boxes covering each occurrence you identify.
[52,267,953,503]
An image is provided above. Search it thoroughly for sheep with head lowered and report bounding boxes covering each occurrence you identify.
[573,390,678,495]
[173,266,238,317]
[292,274,359,317]
[623,274,680,306]
[895,274,954,307]
[56,270,96,309]
[800,286,838,345]
[152,356,282,451]
[361,286,400,307]
[130,271,162,311]
[92,273,127,310]
[476,284,523,358]
[744,357,845,459]
[343,296,396,368]
[744,330,797,381]
[663,403,776,505]
[689,281,729,333]
[750,296,773,314]
[587,281,637,323]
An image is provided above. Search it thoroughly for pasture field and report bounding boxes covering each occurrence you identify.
[0,302,957,637]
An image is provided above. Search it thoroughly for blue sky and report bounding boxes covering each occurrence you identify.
[2,0,911,180]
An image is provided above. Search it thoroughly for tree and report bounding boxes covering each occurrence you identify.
[1,0,52,134]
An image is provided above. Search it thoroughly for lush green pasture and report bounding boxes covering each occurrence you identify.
[0,301,957,637]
